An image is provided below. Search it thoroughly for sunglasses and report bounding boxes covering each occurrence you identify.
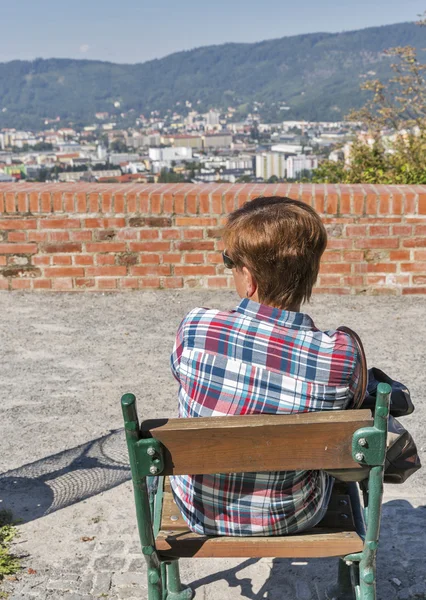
[222,250,236,269]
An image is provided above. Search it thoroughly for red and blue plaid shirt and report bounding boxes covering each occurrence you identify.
[170,299,360,536]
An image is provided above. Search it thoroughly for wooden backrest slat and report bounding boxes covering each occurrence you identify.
[140,410,372,475]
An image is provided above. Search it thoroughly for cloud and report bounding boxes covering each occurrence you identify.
[79,44,90,54]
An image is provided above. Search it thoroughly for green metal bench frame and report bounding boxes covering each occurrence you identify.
[121,382,391,600]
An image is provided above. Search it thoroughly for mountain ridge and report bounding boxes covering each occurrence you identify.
[0,21,424,128]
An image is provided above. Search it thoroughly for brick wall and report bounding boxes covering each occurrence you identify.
[1,182,425,294]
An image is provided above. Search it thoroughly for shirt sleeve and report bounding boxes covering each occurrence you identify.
[170,317,186,383]
[347,349,362,408]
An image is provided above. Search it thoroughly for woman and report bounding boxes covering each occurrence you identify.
[169,196,361,536]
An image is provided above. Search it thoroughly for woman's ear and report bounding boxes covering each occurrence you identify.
[242,266,257,299]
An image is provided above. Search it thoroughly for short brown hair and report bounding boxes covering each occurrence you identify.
[223,196,327,309]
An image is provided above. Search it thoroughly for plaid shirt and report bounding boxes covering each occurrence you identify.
[169,299,360,536]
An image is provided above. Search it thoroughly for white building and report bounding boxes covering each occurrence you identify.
[255,153,286,180]
[149,147,192,162]
[286,155,318,179]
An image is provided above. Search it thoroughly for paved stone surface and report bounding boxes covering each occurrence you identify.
[0,292,425,599]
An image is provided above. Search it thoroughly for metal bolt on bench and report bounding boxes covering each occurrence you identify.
[121,382,391,600]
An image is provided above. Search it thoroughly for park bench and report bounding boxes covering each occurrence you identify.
[121,382,391,600]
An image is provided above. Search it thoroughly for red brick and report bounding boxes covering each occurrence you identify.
[139,277,160,288]
[183,229,204,240]
[378,195,390,214]
[97,254,116,265]
[114,193,125,213]
[0,256,6,265]
[11,279,31,289]
[98,278,118,289]
[70,230,93,241]
[41,218,81,229]
[75,278,96,288]
[17,192,29,213]
[320,263,351,274]
[343,276,364,287]
[0,278,9,290]
[0,243,37,254]
[29,192,39,213]
[322,251,341,263]
[402,238,426,248]
[43,243,82,253]
[140,230,160,240]
[52,278,74,290]
[206,277,229,288]
[366,275,386,285]
[8,232,26,242]
[161,229,181,240]
[355,238,399,249]
[175,217,217,227]
[176,241,215,251]
[175,266,216,276]
[85,218,103,228]
[413,275,426,285]
[365,194,378,215]
[184,253,204,264]
[162,253,181,264]
[318,275,341,286]
[186,193,198,214]
[419,194,426,214]
[314,287,351,295]
[53,192,63,212]
[369,225,390,236]
[129,242,170,252]
[131,266,171,276]
[327,239,353,249]
[28,231,49,242]
[40,192,51,213]
[86,242,126,253]
[63,192,75,212]
[33,256,50,266]
[353,192,364,215]
[101,193,112,212]
[44,267,84,277]
[76,193,87,213]
[346,225,367,237]
[140,254,160,264]
[366,263,396,273]
[392,225,412,236]
[74,255,94,265]
[390,250,411,261]
[5,193,16,213]
[207,252,223,264]
[402,287,426,294]
[85,266,127,277]
[414,250,426,260]
[414,225,426,235]
[162,277,184,289]
[150,193,162,214]
[0,219,37,230]
[33,279,52,289]
[120,278,139,289]
[53,256,72,265]
[343,251,364,262]
[116,229,139,240]
[401,262,426,272]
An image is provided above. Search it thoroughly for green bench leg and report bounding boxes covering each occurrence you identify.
[165,560,194,600]
[325,558,356,600]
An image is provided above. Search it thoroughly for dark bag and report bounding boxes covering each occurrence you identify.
[384,416,422,484]
[336,326,421,484]
[363,367,414,418]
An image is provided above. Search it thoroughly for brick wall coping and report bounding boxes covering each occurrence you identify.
[1,183,426,216]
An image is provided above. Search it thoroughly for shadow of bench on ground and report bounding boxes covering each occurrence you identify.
[0,429,130,522]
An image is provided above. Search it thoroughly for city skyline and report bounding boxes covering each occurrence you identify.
[1,0,425,64]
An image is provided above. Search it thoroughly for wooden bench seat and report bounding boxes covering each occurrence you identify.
[156,478,364,559]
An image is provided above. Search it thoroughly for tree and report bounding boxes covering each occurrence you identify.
[313,12,426,184]
[110,139,127,153]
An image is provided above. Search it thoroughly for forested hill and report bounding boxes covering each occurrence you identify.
[1,22,425,128]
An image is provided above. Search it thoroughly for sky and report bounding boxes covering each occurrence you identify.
[1,0,425,64]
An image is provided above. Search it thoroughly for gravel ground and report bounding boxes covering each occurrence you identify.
[0,291,425,599]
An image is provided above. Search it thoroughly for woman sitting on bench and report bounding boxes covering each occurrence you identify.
[169,196,361,536]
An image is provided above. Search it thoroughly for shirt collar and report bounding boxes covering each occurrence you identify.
[233,298,316,331]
